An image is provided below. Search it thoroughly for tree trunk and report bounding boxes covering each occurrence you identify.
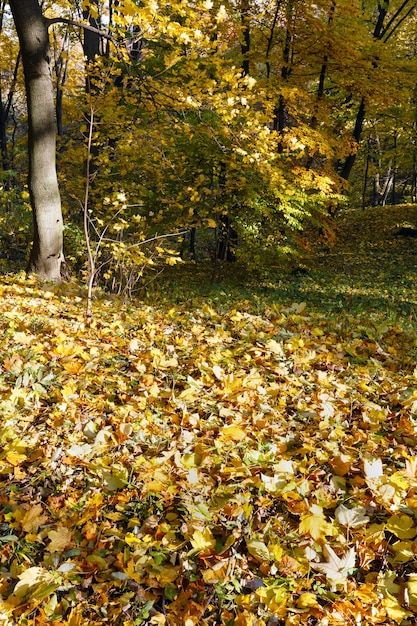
[336,2,414,181]
[9,0,64,280]
[273,1,293,153]
[0,51,20,179]
[83,6,101,93]
[362,135,371,209]
[339,98,366,180]
[240,0,250,76]
[53,29,70,137]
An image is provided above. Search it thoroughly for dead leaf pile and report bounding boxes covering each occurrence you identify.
[0,277,417,625]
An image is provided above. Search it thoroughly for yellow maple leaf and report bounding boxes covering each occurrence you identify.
[299,513,334,540]
[6,450,27,466]
[21,504,48,533]
[62,360,83,374]
[329,453,352,476]
[202,564,228,584]
[11,566,55,600]
[382,596,412,621]
[220,425,246,442]
[386,514,417,540]
[234,612,258,626]
[155,566,180,585]
[190,527,216,554]
[378,570,401,598]
[354,582,378,604]
[296,592,320,609]
[389,471,409,491]
[61,379,78,401]
[47,527,72,552]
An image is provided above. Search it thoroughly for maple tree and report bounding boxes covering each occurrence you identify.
[0,2,332,278]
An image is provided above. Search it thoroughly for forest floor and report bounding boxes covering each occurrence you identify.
[1,205,417,625]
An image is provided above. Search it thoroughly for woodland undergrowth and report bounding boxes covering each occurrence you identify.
[1,206,417,625]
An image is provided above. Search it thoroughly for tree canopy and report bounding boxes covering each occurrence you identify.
[2,0,417,282]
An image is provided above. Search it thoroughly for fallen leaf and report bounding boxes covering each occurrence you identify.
[386,514,417,540]
[246,539,270,563]
[47,527,72,552]
[190,528,216,554]
[310,545,356,590]
[220,425,247,441]
[299,512,335,540]
[335,503,369,528]
[21,504,48,533]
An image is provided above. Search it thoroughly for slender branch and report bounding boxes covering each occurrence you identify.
[83,106,95,320]
[45,16,116,42]
[380,0,413,39]
[46,15,143,81]
[120,229,190,249]
[4,51,21,123]
[265,0,283,79]
[0,0,6,32]
[90,205,126,246]
[373,3,388,38]
[383,5,415,42]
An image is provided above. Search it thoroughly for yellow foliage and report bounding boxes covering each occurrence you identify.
[299,512,335,540]
[190,528,216,554]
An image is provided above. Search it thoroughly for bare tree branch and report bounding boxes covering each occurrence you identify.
[45,16,116,43]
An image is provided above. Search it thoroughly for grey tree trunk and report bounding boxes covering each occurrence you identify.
[9,0,64,280]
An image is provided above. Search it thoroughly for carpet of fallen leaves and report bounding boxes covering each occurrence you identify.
[2,206,417,626]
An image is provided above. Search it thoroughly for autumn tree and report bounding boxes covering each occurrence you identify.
[9,0,64,280]
[337,1,416,181]
[7,0,111,281]
[5,0,417,285]
[61,0,346,276]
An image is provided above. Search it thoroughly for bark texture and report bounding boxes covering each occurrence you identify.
[10,0,63,280]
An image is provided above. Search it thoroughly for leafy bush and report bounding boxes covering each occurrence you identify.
[0,186,31,272]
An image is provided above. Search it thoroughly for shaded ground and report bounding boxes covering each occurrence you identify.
[148,204,417,321]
